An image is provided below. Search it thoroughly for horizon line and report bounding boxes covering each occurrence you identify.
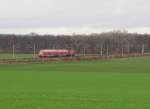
[0,27,150,35]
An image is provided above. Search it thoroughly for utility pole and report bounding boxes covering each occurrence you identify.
[70,47,73,58]
[107,45,109,57]
[33,44,36,58]
[12,44,15,58]
[142,44,145,55]
[127,43,130,54]
[100,45,103,56]
[121,47,124,57]
[12,36,15,59]
[83,47,86,56]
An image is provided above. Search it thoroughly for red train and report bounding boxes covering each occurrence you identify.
[39,49,76,58]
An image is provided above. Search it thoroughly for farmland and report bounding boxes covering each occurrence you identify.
[0,57,150,109]
[0,53,37,59]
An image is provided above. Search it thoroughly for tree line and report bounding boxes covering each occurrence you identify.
[0,31,150,55]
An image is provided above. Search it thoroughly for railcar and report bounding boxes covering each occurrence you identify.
[39,49,76,58]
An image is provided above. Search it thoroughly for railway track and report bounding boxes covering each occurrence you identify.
[0,53,150,64]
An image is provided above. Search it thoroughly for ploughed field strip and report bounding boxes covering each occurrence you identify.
[0,57,150,109]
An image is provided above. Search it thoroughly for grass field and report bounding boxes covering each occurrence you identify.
[0,57,150,109]
[0,53,37,59]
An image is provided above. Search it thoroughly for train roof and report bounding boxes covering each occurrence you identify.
[39,49,70,52]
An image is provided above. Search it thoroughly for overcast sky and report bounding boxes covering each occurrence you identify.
[0,0,150,34]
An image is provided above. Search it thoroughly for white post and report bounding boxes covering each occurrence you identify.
[121,47,124,56]
[107,46,109,57]
[142,44,145,55]
[70,48,73,58]
[127,43,130,54]
[83,47,86,56]
[33,44,36,58]
[13,44,15,58]
[100,45,103,56]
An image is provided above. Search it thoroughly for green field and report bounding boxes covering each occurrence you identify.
[0,53,37,59]
[0,57,150,109]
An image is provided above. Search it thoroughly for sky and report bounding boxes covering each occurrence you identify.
[0,0,150,34]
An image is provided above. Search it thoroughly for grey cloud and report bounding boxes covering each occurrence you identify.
[0,0,150,33]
